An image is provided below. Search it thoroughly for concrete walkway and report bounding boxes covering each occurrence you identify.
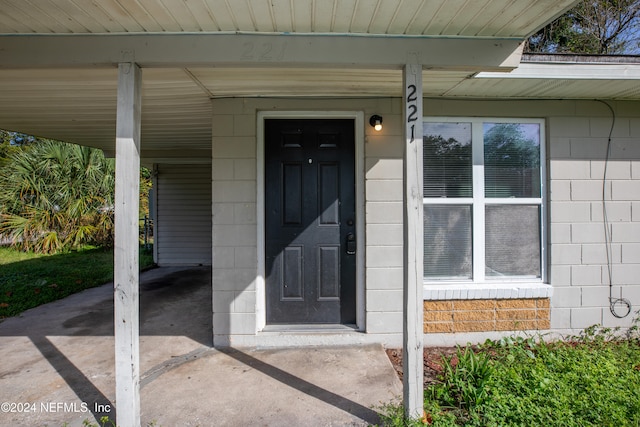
[0,267,402,426]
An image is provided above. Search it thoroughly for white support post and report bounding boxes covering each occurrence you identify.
[114,62,142,427]
[402,59,425,420]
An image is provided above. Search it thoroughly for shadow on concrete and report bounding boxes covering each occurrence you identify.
[0,266,212,425]
[0,266,400,426]
[220,347,382,424]
[58,266,213,346]
[29,336,116,421]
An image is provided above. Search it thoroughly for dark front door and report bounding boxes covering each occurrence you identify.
[265,119,356,325]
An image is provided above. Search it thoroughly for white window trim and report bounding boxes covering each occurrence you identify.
[422,117,549,299]
[423,282,553,300]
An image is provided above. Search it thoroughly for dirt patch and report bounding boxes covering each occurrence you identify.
[386,347,458,387]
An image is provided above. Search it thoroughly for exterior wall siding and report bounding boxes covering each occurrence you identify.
[211,97,406,346]
[156,164,212,266]
[211,99,259,346]
[209,97,639,347]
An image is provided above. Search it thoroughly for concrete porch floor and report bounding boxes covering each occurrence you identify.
[0,266,402,426]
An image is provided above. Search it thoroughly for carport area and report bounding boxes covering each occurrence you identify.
[0,267,401,426]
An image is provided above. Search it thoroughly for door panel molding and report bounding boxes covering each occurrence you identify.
[265,118,354,323]
[256,111,365,331]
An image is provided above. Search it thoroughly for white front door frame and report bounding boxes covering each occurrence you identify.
[256,110,365,332]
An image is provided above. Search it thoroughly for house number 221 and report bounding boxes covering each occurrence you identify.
[406,83,418,143]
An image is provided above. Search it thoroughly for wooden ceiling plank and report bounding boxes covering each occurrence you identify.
[17,0,84,33]
[405,0,444,35]
[332,0,357,33]
[202,0,237,31]
[136,0,182,31]
[349,0,379,34]
[292,0,312,33]
[453,0,493,36]
[55,0,114,33]
[385,0,424,34]
[160,0,203,31]
[366,0,399,34]
[2,0,60,33]
[311,0,335,32]
[269,0,295,32]
[229,1,258,31]
[77,0,140,33]
[490,1,537,37]
[184,0,222,31]
[438,0,474,35]
[114,0,165,31]
[248,0,276,32]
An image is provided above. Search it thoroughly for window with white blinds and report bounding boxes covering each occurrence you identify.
[423,118,545,283]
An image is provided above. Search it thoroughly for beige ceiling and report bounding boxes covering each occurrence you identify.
[5,0,638,159]
[0,0,574,38]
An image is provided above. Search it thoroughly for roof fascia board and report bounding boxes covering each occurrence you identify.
[0,33,522,71]
[476,62,640,80]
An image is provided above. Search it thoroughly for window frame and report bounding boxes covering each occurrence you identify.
[422,117,547,285]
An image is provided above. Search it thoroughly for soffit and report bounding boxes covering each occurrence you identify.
[447,76,640,99]
[0,0,576,38]
[453,60,640,99]
[0,0,590,155]
[0,68,212,154]
[1,64,639,157]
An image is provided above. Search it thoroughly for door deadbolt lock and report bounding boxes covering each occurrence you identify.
[346,232,356,255]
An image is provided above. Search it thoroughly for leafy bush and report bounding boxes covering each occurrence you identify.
[0,140,115,253]
[482,331,640,427]
[428,346,492,425]
[379,320,640,427]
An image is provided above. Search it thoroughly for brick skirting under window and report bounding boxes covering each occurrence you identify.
[424,298,551,333]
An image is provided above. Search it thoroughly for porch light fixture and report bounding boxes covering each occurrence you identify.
[369,115,383,131]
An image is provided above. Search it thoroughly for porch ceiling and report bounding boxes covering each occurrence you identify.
[0,0,575,38]
[1,62,640,157]
[7,0,636,158]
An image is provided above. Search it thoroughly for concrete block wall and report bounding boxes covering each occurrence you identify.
[211,97,406,345]
[211,98,259,346]
[210,97,639,346]
[547,102,640,332]
[363,98,404,336]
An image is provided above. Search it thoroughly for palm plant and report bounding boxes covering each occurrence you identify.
[0,140,115,253]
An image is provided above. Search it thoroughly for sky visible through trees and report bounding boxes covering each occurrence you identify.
[526,0,640,55]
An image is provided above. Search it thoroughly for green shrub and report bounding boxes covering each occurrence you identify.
[481,327,640,427]
[379,319,640,427]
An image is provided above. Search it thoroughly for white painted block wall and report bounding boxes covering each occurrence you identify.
[211,97,407,346]
[209,97,640,346]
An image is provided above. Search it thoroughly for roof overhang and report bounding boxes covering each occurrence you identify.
[8,0,636,157]
[456,55,640,99]
[0,33,523,71]
[477,60,640,80]
[0,31,527,157]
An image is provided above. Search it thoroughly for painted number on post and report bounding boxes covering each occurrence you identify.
[407,83,418,143]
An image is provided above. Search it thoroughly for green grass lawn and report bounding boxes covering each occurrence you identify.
[0,246,154,319]
[380,324,640,427]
